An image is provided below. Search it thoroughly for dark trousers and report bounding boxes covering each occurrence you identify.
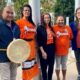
[74,49,80,75]
[39,44,55,80]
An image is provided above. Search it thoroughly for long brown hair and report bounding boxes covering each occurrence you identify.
[75,7,80,21]
[21,4,35,25]
[41,13,52,27]
[41,13,54,32]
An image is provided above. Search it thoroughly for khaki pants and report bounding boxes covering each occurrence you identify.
[0,62,18,80]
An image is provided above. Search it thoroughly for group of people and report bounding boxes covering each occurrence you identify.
[0,3,80,80]
[37,13,73,80]
[37,7,80,80]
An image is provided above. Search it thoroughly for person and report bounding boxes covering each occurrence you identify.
[0,6,20,80]
[37,13,55,80]
[70,7,80,80]
[53,16,73,80]
[16,4,39,80]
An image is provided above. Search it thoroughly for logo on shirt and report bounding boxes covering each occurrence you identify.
[56,29,68,38]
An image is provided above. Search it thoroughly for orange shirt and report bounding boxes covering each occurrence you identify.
[46,26,54,45]
[53,25,73,56]
[16,18,37,59]
[16,18,36,40]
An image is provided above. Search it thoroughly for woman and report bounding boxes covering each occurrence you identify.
[16,4,39,80]
[37,13,55,80]
[70,7,80,80]
[53,16,73,80]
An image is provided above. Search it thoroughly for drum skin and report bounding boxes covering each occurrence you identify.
[7,39,30,63]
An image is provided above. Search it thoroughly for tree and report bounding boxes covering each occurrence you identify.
[40,0,55,13]
[54,0,75,22]
[0,0,6,11]
[0,0,6,16]
[13,0,55,20]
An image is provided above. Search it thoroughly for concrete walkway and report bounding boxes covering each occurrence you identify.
[53,51,77,80]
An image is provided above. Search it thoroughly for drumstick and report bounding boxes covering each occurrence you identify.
[0,49,7,51]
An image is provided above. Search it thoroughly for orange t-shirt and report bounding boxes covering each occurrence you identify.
[53,25,73,56]
[16,18,36,40]
[46,26,54,45]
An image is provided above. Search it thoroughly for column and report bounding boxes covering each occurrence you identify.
[29,0,41,25]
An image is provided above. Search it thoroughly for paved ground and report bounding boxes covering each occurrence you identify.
[16,48,78,80]
[53,51,77,80]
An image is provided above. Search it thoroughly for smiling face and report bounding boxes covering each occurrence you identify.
[56,16,65,27]
[2,6,14,22]
[22,7,30,18]
[43,14,51,25]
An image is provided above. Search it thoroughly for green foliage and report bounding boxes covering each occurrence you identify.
[40,0,55,13]
[54,0,75,22]
[0,0,6,16]
[0,0,6,11]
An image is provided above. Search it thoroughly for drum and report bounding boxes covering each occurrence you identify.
[6,39,30,63]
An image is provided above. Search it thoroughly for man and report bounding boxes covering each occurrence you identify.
[0,6,20,80]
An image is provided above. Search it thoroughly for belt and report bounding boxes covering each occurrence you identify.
[23,38,33,41]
